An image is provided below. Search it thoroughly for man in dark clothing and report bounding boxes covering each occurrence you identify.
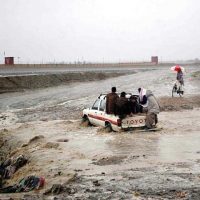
[115,92,129,119]
[106,87,119,114]
[129,95,140,114]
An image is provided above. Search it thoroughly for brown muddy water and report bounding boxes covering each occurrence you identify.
[0,65,200,199]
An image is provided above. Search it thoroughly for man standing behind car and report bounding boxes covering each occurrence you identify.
[106,87,119,114]
[115,92,129,119]
[140,89,160,129]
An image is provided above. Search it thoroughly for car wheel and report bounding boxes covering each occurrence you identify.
[104,122,112,132]
[81,116,91,127]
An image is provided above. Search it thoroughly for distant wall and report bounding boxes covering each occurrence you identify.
[0,62,198,68]
[0,62,158,68]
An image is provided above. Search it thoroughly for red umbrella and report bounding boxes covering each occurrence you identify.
[171,65,185,72]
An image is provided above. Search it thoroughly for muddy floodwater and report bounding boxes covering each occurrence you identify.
[0,65,200,199]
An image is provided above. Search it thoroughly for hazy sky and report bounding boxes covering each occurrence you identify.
[0,0,200,63]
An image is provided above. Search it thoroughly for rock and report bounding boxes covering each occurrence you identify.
[28,135,45,144]
[74,169,83,172]
[85,188,98,193]
[21,143,28,147]
[93,180,101,186]
[43,142,59,149]
[44,184,64,195]
[44,184,76,195]
[180,105,193,110]
[41,118,48,122]
[133,191,140,197]
[176,191,187,198]
[56,138,69,142]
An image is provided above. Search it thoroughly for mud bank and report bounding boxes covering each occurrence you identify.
[0,71,129,93]
[159,95,200,111]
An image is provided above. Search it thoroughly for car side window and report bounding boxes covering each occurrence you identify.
[92,99,100,110]
[99,99,106,111]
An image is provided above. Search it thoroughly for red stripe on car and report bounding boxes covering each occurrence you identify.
[88,114,118,126]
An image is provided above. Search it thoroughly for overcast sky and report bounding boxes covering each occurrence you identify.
[0,0,200,63]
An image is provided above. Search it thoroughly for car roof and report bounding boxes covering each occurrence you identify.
[98,93,138,100]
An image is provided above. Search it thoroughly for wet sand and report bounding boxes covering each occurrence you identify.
[0,66,200,199]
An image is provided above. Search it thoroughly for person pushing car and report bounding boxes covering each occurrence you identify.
[138,88,160,129]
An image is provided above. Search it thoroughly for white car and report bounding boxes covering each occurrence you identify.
[82,94,146,132]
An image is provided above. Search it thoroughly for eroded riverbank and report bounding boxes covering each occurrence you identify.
[0,71,131,93]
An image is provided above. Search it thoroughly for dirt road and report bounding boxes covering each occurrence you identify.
[0,65,200,199]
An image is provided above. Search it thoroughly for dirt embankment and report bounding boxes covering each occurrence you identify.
[159,95,200,111]
[0,72,128,93]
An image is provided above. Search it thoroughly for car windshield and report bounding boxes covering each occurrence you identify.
[92,99,100,110]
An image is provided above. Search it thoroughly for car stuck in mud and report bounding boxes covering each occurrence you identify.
[82,94,146,131]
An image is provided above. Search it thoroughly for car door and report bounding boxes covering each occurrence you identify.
[88,98,101,125]
[98,98,106,126]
